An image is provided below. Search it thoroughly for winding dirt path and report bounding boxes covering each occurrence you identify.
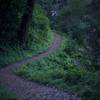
[0,33,81,100]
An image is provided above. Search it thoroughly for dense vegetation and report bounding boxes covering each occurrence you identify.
[0,3,53,67]
[0,0,53,99]
[0,0,100,100]
[0,85,19,100]
[17,35,100,100]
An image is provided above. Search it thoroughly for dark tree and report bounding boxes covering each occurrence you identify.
[17,0,35,47]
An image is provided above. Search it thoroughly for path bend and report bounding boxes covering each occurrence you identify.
[0,33,81,100]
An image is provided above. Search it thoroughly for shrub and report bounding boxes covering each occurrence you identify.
[27,5,53,49]
[64,67,85,85]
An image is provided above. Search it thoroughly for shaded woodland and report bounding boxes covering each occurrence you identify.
[0,0,100,100]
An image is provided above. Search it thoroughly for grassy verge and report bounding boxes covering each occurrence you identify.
[16,35,100,100]
[0,31,53,68]
[0,85,19,100]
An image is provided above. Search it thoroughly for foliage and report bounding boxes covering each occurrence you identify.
[27,5,53,49]
[54,0,100,68]
[16,35,100,100]
[0,4,53,68]
[0,85,19,100]
[0,0,100,100]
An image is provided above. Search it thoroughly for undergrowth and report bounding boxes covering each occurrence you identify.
[0,31,53,68]
[0,4,53,99]
[16,35,100,100]
[0,5,53,68]
[0,85,19,100]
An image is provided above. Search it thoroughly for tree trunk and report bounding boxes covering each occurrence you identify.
[17,0,35,48]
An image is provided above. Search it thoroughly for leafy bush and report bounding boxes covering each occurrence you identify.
[64,67,85,85]
[27,5,53,49]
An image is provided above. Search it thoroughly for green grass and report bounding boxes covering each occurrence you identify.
[16,36,100,100]
[0,85,19,100]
